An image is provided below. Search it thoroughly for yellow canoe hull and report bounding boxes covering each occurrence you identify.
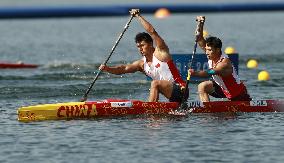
[17,99,178,122]
[18,102,98,122]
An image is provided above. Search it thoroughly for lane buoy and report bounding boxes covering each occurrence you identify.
[258,70,270,81]
[247,59,258,69]
[154,8,171,19]
[224,46,236,54]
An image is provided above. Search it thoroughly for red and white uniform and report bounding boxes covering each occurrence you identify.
[143,55,185,87]
[209,54,246,99]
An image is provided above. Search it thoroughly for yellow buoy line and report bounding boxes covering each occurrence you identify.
[247,59,258,69]
[246,59,270,81]
[224,46,270,81]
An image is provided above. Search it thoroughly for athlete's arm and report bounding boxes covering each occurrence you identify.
[213,58,233,76]
[188,69,211,78]
[188,59,232,77]
[196,16,206,52]
[130,9,170,61]
[99,59,144,75]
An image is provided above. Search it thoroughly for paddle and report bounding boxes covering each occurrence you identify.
[80,15,135,102]
[178,18,204,110]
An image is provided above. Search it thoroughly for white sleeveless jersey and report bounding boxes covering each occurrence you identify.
[208,54,245,98]
[143,55,185,87]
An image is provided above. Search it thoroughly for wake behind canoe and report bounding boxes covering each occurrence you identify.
[17,99,284,122]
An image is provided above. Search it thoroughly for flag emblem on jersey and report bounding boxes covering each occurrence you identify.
[155,63,160,68]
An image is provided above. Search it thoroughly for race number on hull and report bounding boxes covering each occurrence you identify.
[188,101,204,108]
[110,101,133,108]
[250,100,268,106]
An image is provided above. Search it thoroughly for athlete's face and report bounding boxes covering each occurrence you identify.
[205,44,221,60]
[136,40,153,56]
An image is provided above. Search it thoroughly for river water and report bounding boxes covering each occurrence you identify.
[0,1,284,163]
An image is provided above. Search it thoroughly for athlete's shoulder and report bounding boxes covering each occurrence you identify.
[131,59,144,68]
[219,58,232,68]
[222,57,232,63]
[154,47,171,62]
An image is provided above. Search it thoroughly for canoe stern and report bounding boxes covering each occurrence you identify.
[18,102,97,122]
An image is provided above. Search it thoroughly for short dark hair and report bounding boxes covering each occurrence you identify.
[205,36,222,49]
[135,32,153,44]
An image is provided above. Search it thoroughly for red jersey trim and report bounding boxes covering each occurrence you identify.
[220,75,245,98]
[167,60,186,87]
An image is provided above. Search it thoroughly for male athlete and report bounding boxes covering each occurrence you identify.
[188,16,251,102]
[100,9,188,103]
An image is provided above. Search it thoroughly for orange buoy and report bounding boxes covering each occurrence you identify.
[154,8,171,19]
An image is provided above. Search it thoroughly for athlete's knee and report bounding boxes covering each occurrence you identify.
[198,81,212,93]
[150,80,160,89]
[198,82,207,93]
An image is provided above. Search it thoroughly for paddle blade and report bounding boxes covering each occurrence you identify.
[178,102,188,111]
[169,103,195,115]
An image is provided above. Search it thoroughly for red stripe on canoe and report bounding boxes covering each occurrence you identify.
[84,99,284,116]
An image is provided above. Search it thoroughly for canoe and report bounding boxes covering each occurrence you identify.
[17,99,284,122]
[0,62,38,69]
